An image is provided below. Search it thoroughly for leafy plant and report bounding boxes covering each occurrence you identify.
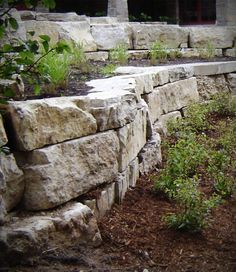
[198,42,215,59]
[109,44,128,65]
[168,49,182,60]
[149,41,167,65]
[69,42,86,67]
[213,172,235,198]
[100,64,117,77]
[209,92,236,117]
[164,177,221,232]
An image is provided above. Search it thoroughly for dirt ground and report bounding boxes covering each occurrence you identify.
[8,173,236,272]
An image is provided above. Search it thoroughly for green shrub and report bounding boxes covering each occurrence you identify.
[149,41,167,65]
[164,178,221,231]
[69,42,86,67]
[209,92,236,116]
[109,44,128,65]
[198,42,215,59]
[213,172,235,198]
[168,49,182,60]
[100,64,117,77]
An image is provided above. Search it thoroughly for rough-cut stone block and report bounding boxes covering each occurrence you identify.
[0,196,6,226]
[227,73,236,95]
[85,51,109,61]
[24,21,97,52]
[0,154,24,211]
[0,203,101,263]
[168,66,194,83]
[157,77,199,114]
[19,10,36,20]
[129,158,139,187]
[90,16,118,24]
[224,48,236,57]
[82,77,139,131]
[143,89,162,124]
[128,50,149,60]
[36,12,87,22]
[197,75,230,100]
[139,133,162,175]
[180,48,201,58]
[115,170,129,204]
[8,97,97,151]
[154,111,182,136]
[21,131,119,210]
[132,23,189,49]
[0,77,24,99]
[91,24,132,50]
[117,107,147,172]
[191,61,236,76]
[0,115,7,147]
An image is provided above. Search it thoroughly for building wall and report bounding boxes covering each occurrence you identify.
[216,0,236,26]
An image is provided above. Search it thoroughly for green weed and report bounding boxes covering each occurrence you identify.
[109,44,128,65]
[149,41,168,65]
[100,64,117,77]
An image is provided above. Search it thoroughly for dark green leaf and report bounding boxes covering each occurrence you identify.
[9,17,18,30]
[42,40,49,53]
[2,44,12,52]
[39,35,50,42]
[28,31,35,37]
[42,0,56,9]
[3,87,15,98]
[34,85,41,95]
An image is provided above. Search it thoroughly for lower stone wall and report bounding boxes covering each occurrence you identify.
[0,61,236,261]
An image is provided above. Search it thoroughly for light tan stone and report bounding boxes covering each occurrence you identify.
[117,107,147,172]
[227,73,236,95]
[132,23,189,49]
[7,97,97,151]
[85,51,109,61]
[0,154,24,211]
[91,24,132,50]
[197,75,230,100]
[224,48,236,57]
[0,115,7,147]
[21,131,119,210]
[36,12,87,22]
[154,111,182,135]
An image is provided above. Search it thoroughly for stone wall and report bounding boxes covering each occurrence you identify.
[0,51,236,261]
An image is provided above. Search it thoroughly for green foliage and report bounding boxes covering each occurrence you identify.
[213,172,235,198]
[168,49,182,60]
[208,92,236,116]
[164,178,221,232]
[68,42,86,67]
[129,13,152,22]
[198,42,215,59]
[109,44,128,65]
[149,41,167,65]
[38,50,71,92]
[100,64,117,77]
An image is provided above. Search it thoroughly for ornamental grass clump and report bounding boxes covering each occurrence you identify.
[109,44,128,65]
[149,41,168,65]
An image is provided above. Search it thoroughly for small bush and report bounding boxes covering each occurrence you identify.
[149,41,167,65]
[100,64,117,77]
[213,172,235,198]
[69,43,86,67]
[109,44,128,65]
[168,49,182,60]
[198,42,215,59]
[209,92,236,117]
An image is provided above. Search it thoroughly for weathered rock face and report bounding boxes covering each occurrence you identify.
[35,12,87,22]
[0,154,24,211]
[24,21,97,51]
[0,203,101,264]
[0,195,6,226]
[21,131,119,210]
[131,24,189,49]
[143,77,199,124]
[117,107,147,172]
[188,26,236,48]
[91,24,132,50]
[0,115,7,147]
[197,75,230,100]
[7,97,97,151]
[139,132,162,175]
[227,73,236,95]
[0,77,24,99]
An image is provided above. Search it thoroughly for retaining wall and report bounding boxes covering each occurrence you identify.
[1,61,236,262]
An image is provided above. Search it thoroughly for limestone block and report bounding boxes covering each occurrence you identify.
[36,12,87,22]
[154,111,182,136]
[197,75,230,100]
[0,76,24,99]
[117,107,147,172]
[21,131,119,210]
[227,73,236,95]
[0,154,24,211]
[129,157,139,187]
[128,50,149,60]
[168,66,194,83]
[188,26,236,48]
[19,10,36,20]
[7,97,97,151]
[180,48,201,58]
[139,132,162,175]
[0,115,7,147]
[192,61,236,76]
[132,24,189,49]
[82,77,139,131]
[224,48,236,57]
[0,203,101,263]
[115,170,129,204]
[85,51,109,61]
[157,77,199,114]
[56,21,97,52]
[91,24,132,50]
[143,89,162,124]
[24,21,97,52]
[90,16,118,24]
[0,196,6,226]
